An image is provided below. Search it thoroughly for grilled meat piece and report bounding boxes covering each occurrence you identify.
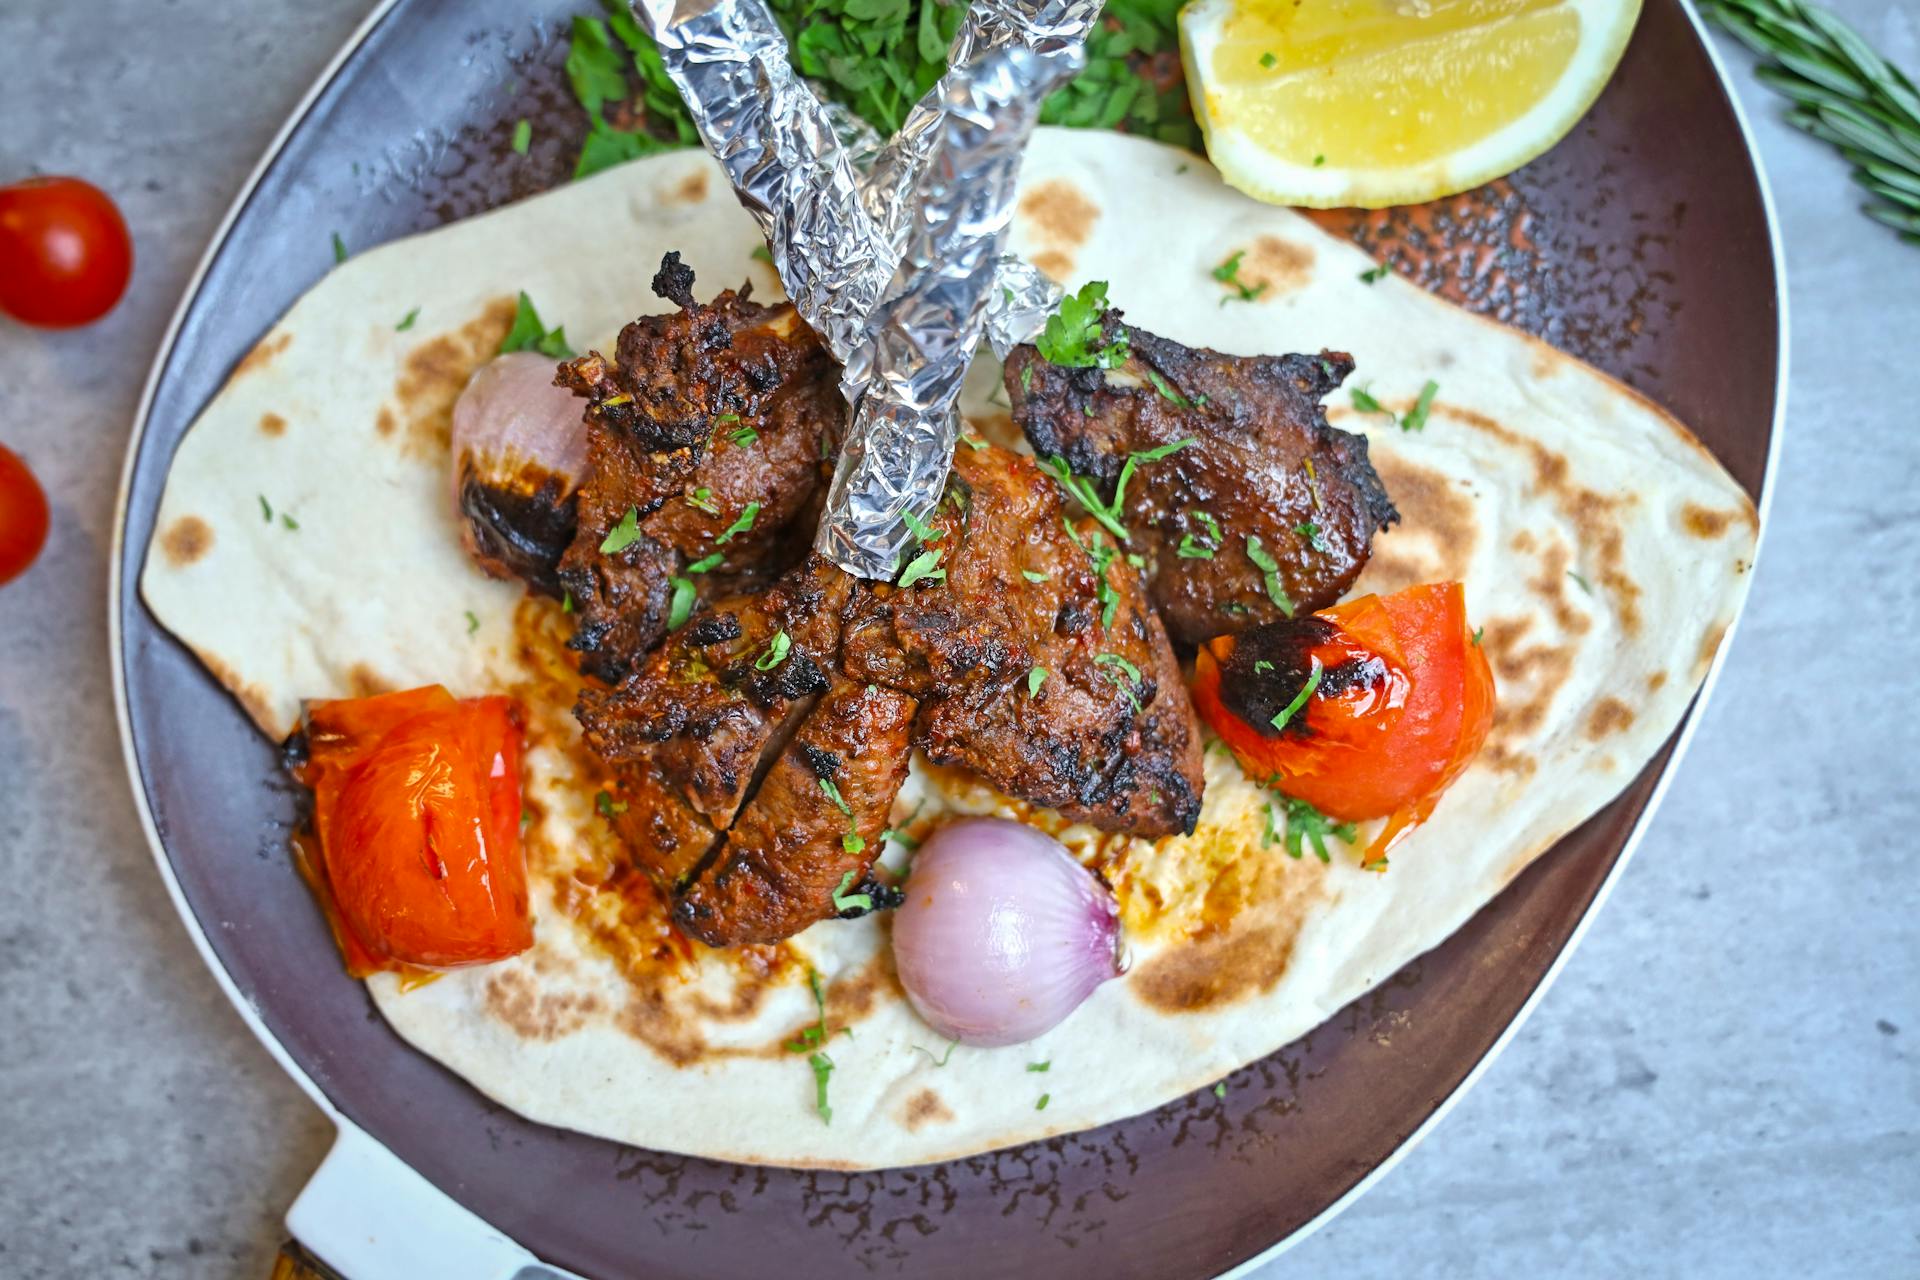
[555,254,841,682]
[575,555,852,890]
[677,677,916,947]
[1004,313,1397,646]
[843,444,1205,837]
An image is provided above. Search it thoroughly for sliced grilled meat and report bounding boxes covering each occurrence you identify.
[576,555,852,890]
[676,677,916,947]
[1004,312,1396,646]
[555,254,841,682]
[843,444,1205,837]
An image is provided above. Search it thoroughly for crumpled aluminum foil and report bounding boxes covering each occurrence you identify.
[629,0,1087,578]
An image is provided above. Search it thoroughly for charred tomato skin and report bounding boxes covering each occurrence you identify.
[294,686,533,974]
[1193,582,1494,854]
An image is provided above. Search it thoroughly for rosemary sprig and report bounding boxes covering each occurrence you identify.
[1701,0,1920,243]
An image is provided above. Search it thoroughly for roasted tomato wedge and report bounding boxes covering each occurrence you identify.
[292,686,533,975]
[1192,582,1495,864]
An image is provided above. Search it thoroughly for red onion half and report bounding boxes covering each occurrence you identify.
[450,352,590,592]
[892,818,1123,1047]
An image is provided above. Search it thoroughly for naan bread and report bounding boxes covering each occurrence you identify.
[140,130,1756,1168]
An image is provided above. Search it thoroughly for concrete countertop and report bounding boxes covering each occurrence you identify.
[0,1,1914,1276]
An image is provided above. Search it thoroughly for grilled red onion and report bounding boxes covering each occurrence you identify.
[450,352,589,593]
[892,818,1123,1047]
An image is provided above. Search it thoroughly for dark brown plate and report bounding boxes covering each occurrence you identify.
[111,2,1780,1276]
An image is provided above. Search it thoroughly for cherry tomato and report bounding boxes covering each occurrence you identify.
[1192,582,1495,864]
[0,176,134,328]
[294,686,533,975]
[0,444,50,586]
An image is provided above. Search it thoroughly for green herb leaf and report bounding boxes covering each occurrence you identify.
[819,776,853,816]
[1021,569,1050,583]
[1472,625,1485,646]
[595,789,629,818]
[901,509,943,543]
[1269,657,1323,732]
[1037,281,1130,368]
[716,501,761,544]
[1035,1093,1051,1111]
[331,232,348,264]
[1293,520,1329,552]
[1254,659,1274,674]
[511,118,532,155]
[727,424,760,447]
[1214,1082,1227,1098]
[1259,50,1277,68]
[832,869,873,913]
[565,16,630,117]
[258,495,272,523]
[912,1040,958,1067]
[281,513,299,531]
[1401,379,1439,432]
[667,576,696,630]
[499,291,575,358]
[1211,250,1268,303]
[1244,536,1296,616]
[809,1051,835,1124]
[1358,264,1390,284]
[395,307,420,332]
[685,552,725,574]
[1350,386,1389,415]
[685,486,721,516]
[574,115,679,179]
[897,547,946,588]
[562,591,574,614]
[958,434,989,450]
[1095,652,1144,712]
[751,244,774,264]
[599,507,642,554]
[1039,456,1129,541]
[1568,569,1593,594]
[1276,793,1359,863]
[1027,1060,1051,1073]
[1144,367,1190,407]
[464,610,480,635]
[755,629,792,670]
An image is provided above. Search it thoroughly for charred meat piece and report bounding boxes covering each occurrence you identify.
[575,555,852,891]
[676,677,916,947]
[842,444,1205,837]
[555,254,841,682]
[1004,313,1397,646]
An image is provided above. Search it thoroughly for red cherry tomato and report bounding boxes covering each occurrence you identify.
[1192,582,1495,865]
[0,176,134,328]
[293,686,533,975]
[0,444,51,586]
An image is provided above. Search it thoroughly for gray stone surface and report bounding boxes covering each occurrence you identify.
[0,0,1914,1276]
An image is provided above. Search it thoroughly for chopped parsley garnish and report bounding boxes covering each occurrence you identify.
[831,869,872,913]
[1027,667,1048,696]
[331,232,348,264]
[1179,509,1222,559]
[1294,520,1329,553]
[599,506,643,554]
[1269,657,1323,732]
[1021,569,1050,583]
[395,307,420,332]
[1254,659,1274,674]
[1214,1081,1228,1098]
[1035,1093,1051,1111]
[1021,364,1035,392]
[751,244,774,264]
[1244,536,1296,616]
[511,118,532,155]
[819,777,852,816]
[258,495,272,522]
[755,629,792,670]
[1040,438,1194,543]
[281,513,299,531]
[1211,250,1267,304]
[726,424,759,447]
[1568,570,1593,594]
[498,291,575,358]
[666,576,695,629]
[562,591,574,614]
[1095,652,1144,712]
[901,509,943,543]
[685,486,721,516]
[816,778,864,853]
[1176,536,1214,560]
[1036,281,1130,369]
[958,434,988,451]
[897,547,946,588]
[1472,626,1485,646]
[685,551,725,574]
[809,1051,835,1124]
[1259,51,1277,68]
[1402,379,1439,431]
[1358,264,1390,284]
[1313,154,1326,167]
[1027,1060,1051,1073]
[716,501,761,544]
[595,789,628,818]
[912,1040,958,1067]
[1144,367,1190,407]
[464,610,480,635]
[1063,524,1124,630]
[1276,794,1359,863]
[1350,386,1388,415]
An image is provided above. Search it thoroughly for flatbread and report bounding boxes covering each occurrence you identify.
[140,129,1756,1168]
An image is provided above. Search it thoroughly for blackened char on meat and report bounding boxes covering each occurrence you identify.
[553,255,841,682]
[1004,309,1397,647]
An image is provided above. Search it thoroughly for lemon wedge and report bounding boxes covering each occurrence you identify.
[1180,0,1642,208]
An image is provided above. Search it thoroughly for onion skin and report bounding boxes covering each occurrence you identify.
[450,352,589,594]
[892,818,1122,1048]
